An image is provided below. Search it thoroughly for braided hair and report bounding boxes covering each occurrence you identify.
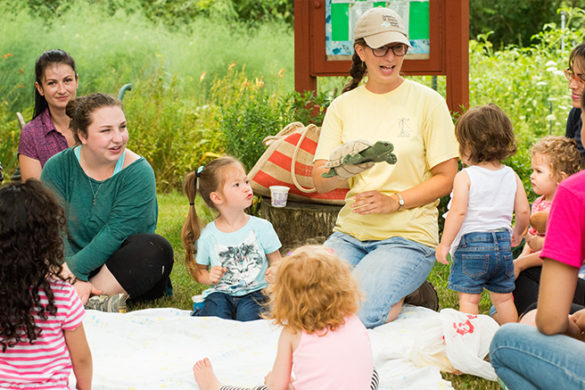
[342,39,367,93]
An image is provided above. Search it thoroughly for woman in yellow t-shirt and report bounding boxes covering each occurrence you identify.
[313,7,458,328]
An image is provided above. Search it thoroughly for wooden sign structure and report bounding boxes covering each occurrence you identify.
[294,0,469,113]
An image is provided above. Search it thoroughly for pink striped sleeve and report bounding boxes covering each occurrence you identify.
[59,283,85,331]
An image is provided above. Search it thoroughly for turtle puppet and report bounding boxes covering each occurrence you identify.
[322,140,397,178]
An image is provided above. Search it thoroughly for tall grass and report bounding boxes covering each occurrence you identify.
[0,1,293,114]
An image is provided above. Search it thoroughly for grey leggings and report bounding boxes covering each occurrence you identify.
[219,368,379,390]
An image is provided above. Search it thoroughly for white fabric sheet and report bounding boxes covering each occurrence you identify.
[77,305,498,389]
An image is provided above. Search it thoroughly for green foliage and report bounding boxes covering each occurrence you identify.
[279,90,332,126]
[0,103,20,176]
[470,0,573,47]
[5,0,294,29]
[0,0,294,115]
[231,0,293,25]
[216,66,332,170]
[123,66,225,191]
[220,83,288,171]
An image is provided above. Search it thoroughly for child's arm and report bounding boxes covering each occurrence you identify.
[265,328,297,390]
[194,264,226,285]
[64,324,92,390]
[436,170,470,265]
[525,233,545,252]
[569,309,585,341]
[511,173,531,247]
[265,250,282,283]
[513,251,544,279]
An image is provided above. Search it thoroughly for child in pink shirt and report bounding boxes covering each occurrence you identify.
[517,136,583,258]
[193,245,379,390]
[0,180,92,389]
[506,136,584,322]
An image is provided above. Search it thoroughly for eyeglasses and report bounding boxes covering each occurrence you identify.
[564,68,585,85]
[370,44,407,57]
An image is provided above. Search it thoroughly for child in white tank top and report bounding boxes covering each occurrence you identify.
[435,104,530,325]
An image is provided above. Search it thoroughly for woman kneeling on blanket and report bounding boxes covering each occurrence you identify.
[193,246,379,390]
[41,93,174,311]
[312,7,458,328]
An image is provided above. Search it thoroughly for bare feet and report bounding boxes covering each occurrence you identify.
[193,358,222,390]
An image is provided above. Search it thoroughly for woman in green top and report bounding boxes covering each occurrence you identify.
[41,93,173,309]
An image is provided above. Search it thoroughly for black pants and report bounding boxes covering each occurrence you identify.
[514,266,585,315]
[92,233,174,301]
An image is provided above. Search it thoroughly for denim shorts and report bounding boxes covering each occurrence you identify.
[324,231,435,328]
[448,231,515,294]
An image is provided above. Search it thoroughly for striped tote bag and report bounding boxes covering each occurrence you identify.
[249,122,348,205]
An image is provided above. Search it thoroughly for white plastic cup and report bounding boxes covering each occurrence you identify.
[269,185,290,207]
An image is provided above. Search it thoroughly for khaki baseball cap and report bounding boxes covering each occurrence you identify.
[353,7,411,48]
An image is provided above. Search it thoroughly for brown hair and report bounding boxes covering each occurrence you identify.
[569,42,585,72]
[342,39,368,93]
[264,245,361,335]
[33,49,78,119]
[455,103,517,164]
[530,136,583,182]
[65,93,122,144]
[181,156,245,280]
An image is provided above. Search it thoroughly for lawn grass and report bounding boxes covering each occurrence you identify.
[143,191,500,389]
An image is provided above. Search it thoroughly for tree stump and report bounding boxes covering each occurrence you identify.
[259,197,342,252]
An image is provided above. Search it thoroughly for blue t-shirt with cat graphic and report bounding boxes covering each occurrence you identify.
[196,216,281,298]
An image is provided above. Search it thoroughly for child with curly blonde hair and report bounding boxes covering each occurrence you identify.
[518,136,584,257]
[508,135,584,321]
[193,245,379,390]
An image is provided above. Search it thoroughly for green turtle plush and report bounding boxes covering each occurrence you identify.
[322,140,397,178]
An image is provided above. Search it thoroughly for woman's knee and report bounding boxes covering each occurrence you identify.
[126,233,174,265]
[490,323,521,365]
[106,234,174,298]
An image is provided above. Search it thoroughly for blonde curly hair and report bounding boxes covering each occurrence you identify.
[264,245,361,335]
[530,136,584,182]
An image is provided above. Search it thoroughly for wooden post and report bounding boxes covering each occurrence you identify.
[294,0,317,92]
[445,0,470,114]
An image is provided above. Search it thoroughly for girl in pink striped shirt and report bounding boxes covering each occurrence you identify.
[0,180,92,390]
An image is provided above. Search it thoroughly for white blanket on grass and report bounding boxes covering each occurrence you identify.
[78,306,499,389]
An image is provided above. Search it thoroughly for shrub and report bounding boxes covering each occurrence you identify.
[216,64,332,170]
[470,0,565,47]
[124,65,224,191]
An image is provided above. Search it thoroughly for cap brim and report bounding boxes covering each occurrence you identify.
[364,32,412,48]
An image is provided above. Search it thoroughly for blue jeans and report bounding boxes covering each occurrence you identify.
[195,290,267,321]
[490,323,585,389]
[449,231,514,294]
[324,231,435,328]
